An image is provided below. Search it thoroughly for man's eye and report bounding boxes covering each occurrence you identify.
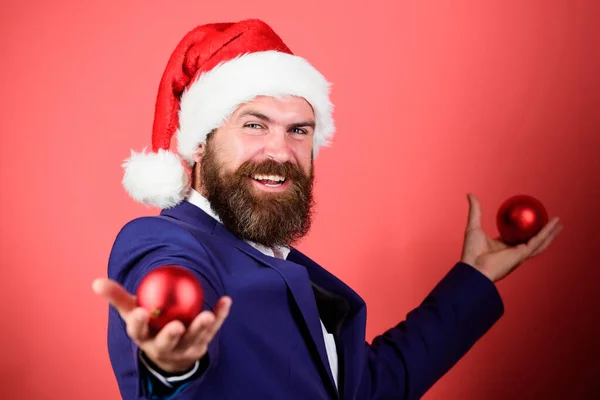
[292,128,307,134]
[245,123,263,129]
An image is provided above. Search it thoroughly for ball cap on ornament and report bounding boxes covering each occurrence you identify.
[122,19,335,209]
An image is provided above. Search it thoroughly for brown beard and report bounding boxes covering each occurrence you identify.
[197,142,315,248]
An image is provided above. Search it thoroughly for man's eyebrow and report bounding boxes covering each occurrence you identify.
[238,110,316,129]
[237,110,273,123]
[289,121,316,129]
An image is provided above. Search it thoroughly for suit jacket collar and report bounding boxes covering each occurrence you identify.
[161,200,364,311]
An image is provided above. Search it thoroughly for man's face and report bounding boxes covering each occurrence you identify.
[193,95,317,247]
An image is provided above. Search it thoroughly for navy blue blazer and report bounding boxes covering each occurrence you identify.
[106,200,504,399]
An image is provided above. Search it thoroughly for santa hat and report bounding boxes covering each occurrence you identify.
[122,19,335,209]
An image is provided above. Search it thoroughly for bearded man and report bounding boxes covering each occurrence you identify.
[93,19,562,400]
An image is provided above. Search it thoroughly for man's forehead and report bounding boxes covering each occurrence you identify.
[232,95,315,117]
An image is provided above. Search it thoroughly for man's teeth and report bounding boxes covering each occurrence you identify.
[251,174,286,187]
[252,174,285,182]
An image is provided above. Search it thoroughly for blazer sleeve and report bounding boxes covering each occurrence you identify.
[356,262,505,400]
[105,216,225,400]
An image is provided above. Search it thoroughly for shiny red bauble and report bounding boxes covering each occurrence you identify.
[136,265,204,334]
[496,194,548,246]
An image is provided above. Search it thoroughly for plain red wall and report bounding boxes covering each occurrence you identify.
[1,0,598,398]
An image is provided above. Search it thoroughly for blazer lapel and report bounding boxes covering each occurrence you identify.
[288,250,367,400]
[210,223,339,397]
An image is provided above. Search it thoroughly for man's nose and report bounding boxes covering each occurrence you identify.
[263,129,292,162]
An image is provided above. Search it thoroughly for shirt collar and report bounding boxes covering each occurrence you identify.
[186,188,222,223]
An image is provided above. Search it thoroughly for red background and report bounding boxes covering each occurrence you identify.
[1,0,598,398]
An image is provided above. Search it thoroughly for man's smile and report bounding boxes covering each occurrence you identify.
[249,174,289,191]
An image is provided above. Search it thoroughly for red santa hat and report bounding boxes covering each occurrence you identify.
[122,19,335,209]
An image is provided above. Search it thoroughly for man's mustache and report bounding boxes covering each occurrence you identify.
[234,159,308,181]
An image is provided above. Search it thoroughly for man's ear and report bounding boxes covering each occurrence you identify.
[193,144,205,164]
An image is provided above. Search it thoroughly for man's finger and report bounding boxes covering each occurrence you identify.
[125,307,151,343]
[92,278,137,318]
[526,217,560,253]
[530,223,563,257]
[496,219,561,268]
[178,311,215,349]
[197,297,232,346]
[465,193,482,233]
[153,320,186,354]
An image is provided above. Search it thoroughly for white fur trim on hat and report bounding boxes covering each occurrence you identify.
[121,148,190,209]
[177,50,335,166]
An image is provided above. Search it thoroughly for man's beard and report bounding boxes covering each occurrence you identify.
[198,144,315,248]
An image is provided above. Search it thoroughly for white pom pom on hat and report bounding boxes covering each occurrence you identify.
[122,148,189,209]
[121,19,335,209]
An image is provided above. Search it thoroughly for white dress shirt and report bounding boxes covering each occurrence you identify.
[143,190,339,390]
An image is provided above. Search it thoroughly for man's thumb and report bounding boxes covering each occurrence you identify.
[466,193,482,231]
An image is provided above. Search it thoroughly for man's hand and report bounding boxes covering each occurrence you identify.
[92,278,231,373]
[461,193,563,283]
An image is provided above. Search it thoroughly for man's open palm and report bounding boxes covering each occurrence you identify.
[461,193,563,282]
[92,278,232,373]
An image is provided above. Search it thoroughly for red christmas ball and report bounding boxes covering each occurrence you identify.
[496,194,548,246]
[136,265,204,333]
